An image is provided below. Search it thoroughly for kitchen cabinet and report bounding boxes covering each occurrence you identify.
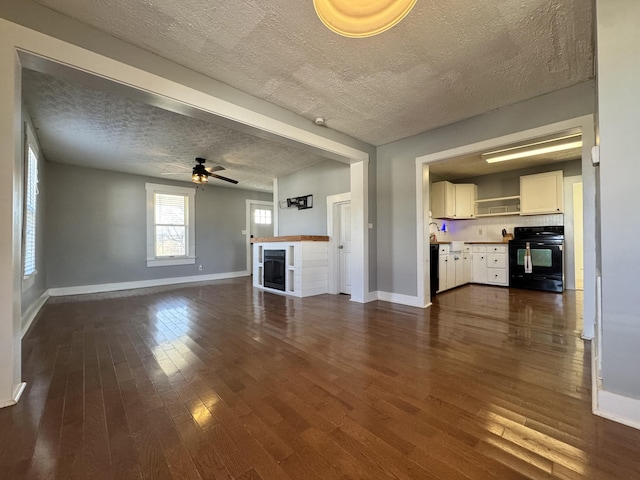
[471,244,508,286]
[431,181,477,219]
[471,246,488,284]
[486,244,508,286]
[462,247,473,284]
[454,184,477,219]
[438,254,456,291]
[520,170,564,215]
[437,244,469,292]
[431,181,456,219]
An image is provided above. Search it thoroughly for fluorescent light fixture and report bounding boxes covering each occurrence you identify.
[482,134,582,163]
[313,0,417,38]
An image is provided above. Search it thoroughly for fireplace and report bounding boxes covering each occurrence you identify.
[263,249,286,291]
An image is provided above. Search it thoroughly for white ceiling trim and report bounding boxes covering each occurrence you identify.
[2,18,369,165]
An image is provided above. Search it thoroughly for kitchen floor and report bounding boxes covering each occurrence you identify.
[2,279,639,479]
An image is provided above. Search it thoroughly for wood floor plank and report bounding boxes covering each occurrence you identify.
[2,279,640,479]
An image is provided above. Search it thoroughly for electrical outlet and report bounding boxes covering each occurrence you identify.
[478,228,483,236]
[198,264,203,271]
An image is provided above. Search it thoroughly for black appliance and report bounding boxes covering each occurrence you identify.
[509,226,564,293]
[430,244,439,299]
[264,249,286,291]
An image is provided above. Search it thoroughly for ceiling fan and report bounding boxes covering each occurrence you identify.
[162,158,238,185]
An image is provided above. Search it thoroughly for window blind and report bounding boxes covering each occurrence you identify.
[23,145,38,277]
[154,192,188,257]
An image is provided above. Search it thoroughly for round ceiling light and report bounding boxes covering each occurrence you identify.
[313,0,417,38]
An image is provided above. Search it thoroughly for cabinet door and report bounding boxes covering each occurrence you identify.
[463,253,472,284]
[520,170,564,214]
[453,255,464,287]
[446,254,456,290]
[454,184,477,219]
[472,253,487,284]
[438,254,448,292]
[431,181,456,218]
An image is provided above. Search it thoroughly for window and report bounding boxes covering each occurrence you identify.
[254,208,272,225]
[146,183,196,267]
[23,125,39,289]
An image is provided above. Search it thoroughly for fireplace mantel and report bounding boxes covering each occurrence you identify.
[251,235,329,243]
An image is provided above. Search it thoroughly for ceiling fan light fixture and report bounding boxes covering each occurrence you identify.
[192,172,208,184]
[482,134,583,164]
[313,0,417,38]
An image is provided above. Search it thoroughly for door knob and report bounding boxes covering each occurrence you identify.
[339,245,344,249]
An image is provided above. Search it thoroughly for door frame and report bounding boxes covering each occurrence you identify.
[245,199,274,275]
[327,192,351,295]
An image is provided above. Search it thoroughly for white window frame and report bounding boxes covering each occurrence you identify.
[22,123,39,291]
[145,183,196,267]
[254,208,272,225]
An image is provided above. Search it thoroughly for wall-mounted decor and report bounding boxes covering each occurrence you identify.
[281,194,313,210]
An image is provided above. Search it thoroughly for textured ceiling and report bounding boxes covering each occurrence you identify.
[22,70,332,191]
[32,0,594,147]
[22,0,593,189]
[429,145,582,181]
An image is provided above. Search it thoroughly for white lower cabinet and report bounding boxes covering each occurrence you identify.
[471,244,508,286]
[438,244,471,293]
[485,244,508,286]
[472,246,488,283]
[462,248,472,284]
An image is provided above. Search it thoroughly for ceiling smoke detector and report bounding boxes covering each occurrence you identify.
[314,117,326,126]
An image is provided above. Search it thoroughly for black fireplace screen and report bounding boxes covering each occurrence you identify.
[264,250,286,291]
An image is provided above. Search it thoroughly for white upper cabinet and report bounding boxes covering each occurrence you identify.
[431,181,476,219]
[431,181,456,218]
[520,170,564,215]
[454,184,477,219]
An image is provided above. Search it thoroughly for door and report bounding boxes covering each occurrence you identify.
[249,203,273,271]
[338,202,352,294]
[573,183,584,290]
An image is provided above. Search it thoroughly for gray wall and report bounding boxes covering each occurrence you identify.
[45,162,271,288]
[277,160,350,236]
[597,1,640,398]
[20,106,47,321]
[376,80,595,296]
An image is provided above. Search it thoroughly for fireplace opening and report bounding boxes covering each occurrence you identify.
[264,249,286,291]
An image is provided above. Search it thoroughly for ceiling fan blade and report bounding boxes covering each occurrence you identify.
[160,172,188,175]
[208,172,238,184]
[205,165,225,173]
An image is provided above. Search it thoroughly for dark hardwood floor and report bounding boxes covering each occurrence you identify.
[2,278,640,479]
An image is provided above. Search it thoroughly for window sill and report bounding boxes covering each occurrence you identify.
[147,257,196,267]
[22,271,37,292]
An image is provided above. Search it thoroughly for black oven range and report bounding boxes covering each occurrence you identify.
[508,226,564,293]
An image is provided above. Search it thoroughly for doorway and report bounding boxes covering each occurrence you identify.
[337,201,352,294]
[246,200,273,274]
[326,192,351,295]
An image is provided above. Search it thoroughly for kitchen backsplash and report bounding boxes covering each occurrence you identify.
[430,214,564,242]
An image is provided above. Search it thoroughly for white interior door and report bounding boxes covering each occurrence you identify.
[249,203,273,271]
[573,183,584,290]
[338,202,352,294]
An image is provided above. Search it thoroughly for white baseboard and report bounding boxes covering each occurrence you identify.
[21,290,50,338]
[376,291,428,308]
[48,270,250,297]
[595,390,640,431]
[0,382,27,409]
[363,291,379,303]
